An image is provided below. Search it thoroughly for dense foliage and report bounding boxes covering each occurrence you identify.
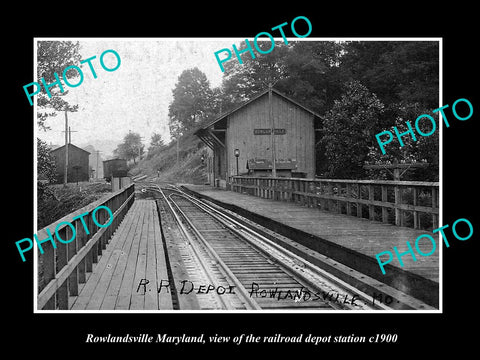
[114,131,145,164]
[167,40,439,181]
[37,138,57,183]
[321,81,385,178]
[168,68,217,139]
[36,41,81,131]
[146,133,167,159]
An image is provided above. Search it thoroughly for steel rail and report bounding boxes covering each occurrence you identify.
[156,186,235,310]
[145,183,388,310]
[166,192,262,310]
[168,192,355,310]
[168,186,390,310]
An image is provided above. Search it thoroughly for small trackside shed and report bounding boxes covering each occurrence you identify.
[195,87,322,187]
[103,158,128,181]
[50,143,91,184]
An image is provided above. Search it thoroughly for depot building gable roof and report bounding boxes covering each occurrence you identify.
[197,88,322,132]
[50,143,91,155]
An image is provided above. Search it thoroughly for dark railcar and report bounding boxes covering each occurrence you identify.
[103,158,128,182]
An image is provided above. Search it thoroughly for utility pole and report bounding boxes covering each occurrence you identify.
[269,83,276,177]
[68,126,78,143]
[64,109,69,186]
[62,126,78,144]
[176,136,180,166]
[95,150,103,179]
[137,136,145,163]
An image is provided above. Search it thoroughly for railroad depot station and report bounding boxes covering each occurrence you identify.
[36,87,440,313]
[195,87,321,187]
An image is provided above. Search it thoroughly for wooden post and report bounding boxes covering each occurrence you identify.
[85,215,93,272]
[393,168,403,226]
[413,187,419,229]
[346,183,352,216]
[104,200,111,244]
[269,178,273,199]
[432,186,439,229]
[279,179,283,200]
[287,180,291,202]
[40,233,56,309]
[67,224,78,297]
[327,182,331,211]
[306,181,312,207]
[271,178,275,200]
[56,227,69,310]
[319,181,325,210]
[337,183,342,214]
[90,215,99,264]
[274,178,279,201]
[273,178,277,200]
[368,184,375,220]
[300,181,305,206]
[99,209,106,250]
[356,184,362,218]
[395,183,402,226]
[294,179,298,202]
[76,217,87,284]
[381,185,389,223]
[307,181,312,207]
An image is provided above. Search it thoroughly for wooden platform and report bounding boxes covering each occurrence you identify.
[70,199,173,310]
[183,184,440,307]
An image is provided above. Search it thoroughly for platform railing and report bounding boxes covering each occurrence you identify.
[230,176,439,230]
[37,183,135,310]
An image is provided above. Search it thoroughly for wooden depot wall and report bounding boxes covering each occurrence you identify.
[226,92,315,178]
[50,144,91,184]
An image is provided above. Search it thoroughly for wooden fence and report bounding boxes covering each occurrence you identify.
[230,177,439,230]
[37,183,135,310]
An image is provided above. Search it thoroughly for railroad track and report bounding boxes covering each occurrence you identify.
[137,182,390,311]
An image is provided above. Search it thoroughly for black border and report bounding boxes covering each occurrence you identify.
[6,4,478,354]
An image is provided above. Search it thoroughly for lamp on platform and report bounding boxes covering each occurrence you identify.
[234,148,240,176]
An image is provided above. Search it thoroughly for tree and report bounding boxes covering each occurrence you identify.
[324,41,439,180]
[220,41,290,111]
[36,41,81,131]
[37,138,57,183]
[211,40,439,180]
[37,138,57,209]
[275,41,347,115]
[218,41,347,117]
[114,132,144,164]
[147,133,166,159]
[168,68,215,138]
[339,41,439,109]
[366,103,439,181]
[149,133,166,149]
[321,80,385,178]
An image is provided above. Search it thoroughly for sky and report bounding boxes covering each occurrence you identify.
[35,38,234,156]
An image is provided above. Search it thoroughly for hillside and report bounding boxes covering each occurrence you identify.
[131,131,209,184]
